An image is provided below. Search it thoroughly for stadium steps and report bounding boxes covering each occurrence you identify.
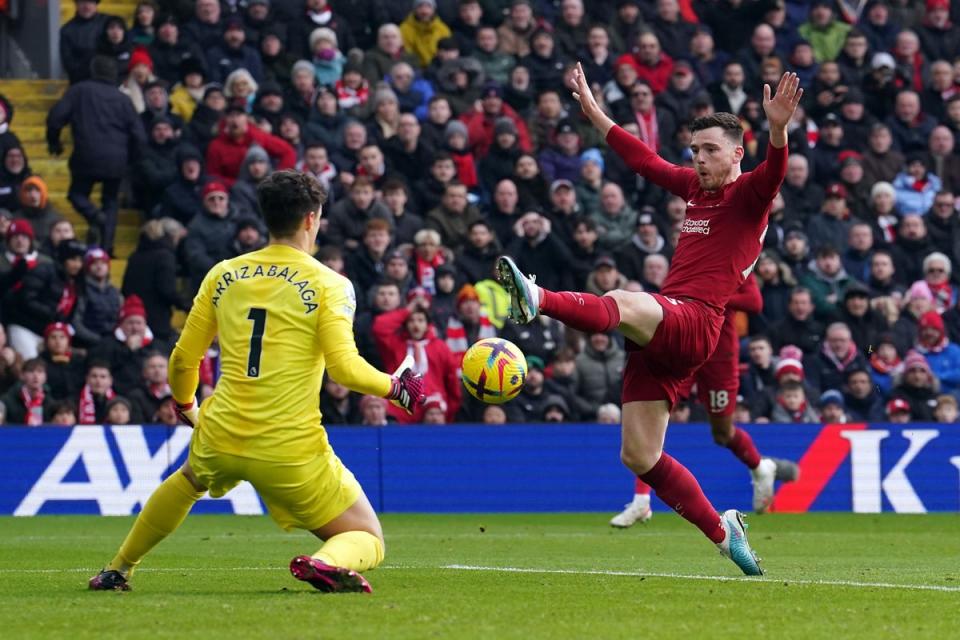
[6,79,142,288]
[61,2,137,25]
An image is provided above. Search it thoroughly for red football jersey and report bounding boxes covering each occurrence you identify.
[607,126,786,312]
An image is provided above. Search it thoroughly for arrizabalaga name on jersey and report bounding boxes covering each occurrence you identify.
[211,263,319,313]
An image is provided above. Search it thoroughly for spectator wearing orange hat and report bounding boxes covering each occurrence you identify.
[72,247,122,347]
[15,176,63,242]
[445,284,497,363]
[89,294,164,396]
[39,322,84,402]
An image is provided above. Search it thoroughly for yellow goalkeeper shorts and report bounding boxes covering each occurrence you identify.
[187,433,363,531]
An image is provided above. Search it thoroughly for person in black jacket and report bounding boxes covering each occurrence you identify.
[135,116,181,213]
[126,351,172,423]
[122,218,189,342]
[0,358,56,425]
[769,287,825,356]
[345,219,394,306]
[39,322,85,402]
[60,0,117,83]
[183,181,238,292]
[504,212,575,293]
[95,15,134,74]
[153,144,206,224]
[148,14,208,86]
[47,56,147,254]
[183,85,225,154]
[72,247,122,348]
[0,93,21,163]
[456,220,500,285]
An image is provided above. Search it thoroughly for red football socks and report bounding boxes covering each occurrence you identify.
[639,453,725,544]
[727,427,762,470]
[538,289,621,333]
[633,477,652,495]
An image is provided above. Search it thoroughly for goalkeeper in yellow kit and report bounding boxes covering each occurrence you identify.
[89,171,424,594]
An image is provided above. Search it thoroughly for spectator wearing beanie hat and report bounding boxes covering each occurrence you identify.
[461,81,532,157]
[890,350,939,421]
[15,176,64,242]
[90,294,164,396]
[71,247,123,347]
[914,309,960,394]
[308,27,345,87]
[39,322,85,402]
[893,279,935,355]
[818,389,847,423]
[154,144,207,226]
[886,397,912,423]
[399,0,453,68]
[445,284,497,362]
[122,47,158,114]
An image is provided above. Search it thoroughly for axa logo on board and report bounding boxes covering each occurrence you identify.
[14,426,263,516]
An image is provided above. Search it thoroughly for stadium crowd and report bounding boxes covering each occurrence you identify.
[2,0,960,426]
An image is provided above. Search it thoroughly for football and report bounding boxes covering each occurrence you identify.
[461,338,528,404]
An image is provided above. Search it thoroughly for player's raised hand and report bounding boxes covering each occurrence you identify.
[387,355,425,415]
[571,62,616,137]
[763,72,803,130]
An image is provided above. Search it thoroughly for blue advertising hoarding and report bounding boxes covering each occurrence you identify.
[1,423,957,516]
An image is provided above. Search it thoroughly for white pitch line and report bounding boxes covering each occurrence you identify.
[439,564,960,593]
[0,564,957,593]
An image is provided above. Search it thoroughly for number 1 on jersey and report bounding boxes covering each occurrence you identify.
[247,307,267,377]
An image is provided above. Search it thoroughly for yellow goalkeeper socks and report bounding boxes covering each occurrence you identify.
[312,531,385,572]
[107,471,205,577]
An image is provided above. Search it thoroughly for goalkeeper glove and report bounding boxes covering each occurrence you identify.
[176,400,200,427]
[387,355,425,415]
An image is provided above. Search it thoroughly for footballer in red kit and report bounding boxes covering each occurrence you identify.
[611,275,800,528]
[497,65,803,575]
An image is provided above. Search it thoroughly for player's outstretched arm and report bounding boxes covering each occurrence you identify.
[573,62,694,196]
[319,281,424,414]
[169,268,221,425]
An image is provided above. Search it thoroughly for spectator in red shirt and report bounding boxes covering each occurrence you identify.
[614,30,674,95]
[460,81,532,157]
[204,106,296,186]
[373,297,461,423]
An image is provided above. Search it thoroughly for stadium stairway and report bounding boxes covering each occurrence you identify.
[7,79,137,289]
[8,0,144,289]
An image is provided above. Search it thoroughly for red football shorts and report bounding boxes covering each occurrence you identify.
[676,311,740,416]
[621,294,724,407]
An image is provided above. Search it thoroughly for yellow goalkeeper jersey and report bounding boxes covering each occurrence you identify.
[169,243,392,461]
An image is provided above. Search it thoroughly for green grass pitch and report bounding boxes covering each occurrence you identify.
[2,513,959,639]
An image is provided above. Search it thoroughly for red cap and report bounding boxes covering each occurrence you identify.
[44,322,75,340]
[886,397,911,415]
[118,295,147,324]
[84,247,110,269]
[825,182,848,199]
[202,181,228,199]
[774,358,804,380]
[918,309,945,334]
[927,0,949,10]
[128,46,154,72]
[837,150,863,165]
[406,286,433,304]
[6,219,34,241]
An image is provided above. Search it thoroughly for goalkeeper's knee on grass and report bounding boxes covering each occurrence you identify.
[313,531,385,573]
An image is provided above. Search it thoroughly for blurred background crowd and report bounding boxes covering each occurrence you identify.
[2,0,960,426]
